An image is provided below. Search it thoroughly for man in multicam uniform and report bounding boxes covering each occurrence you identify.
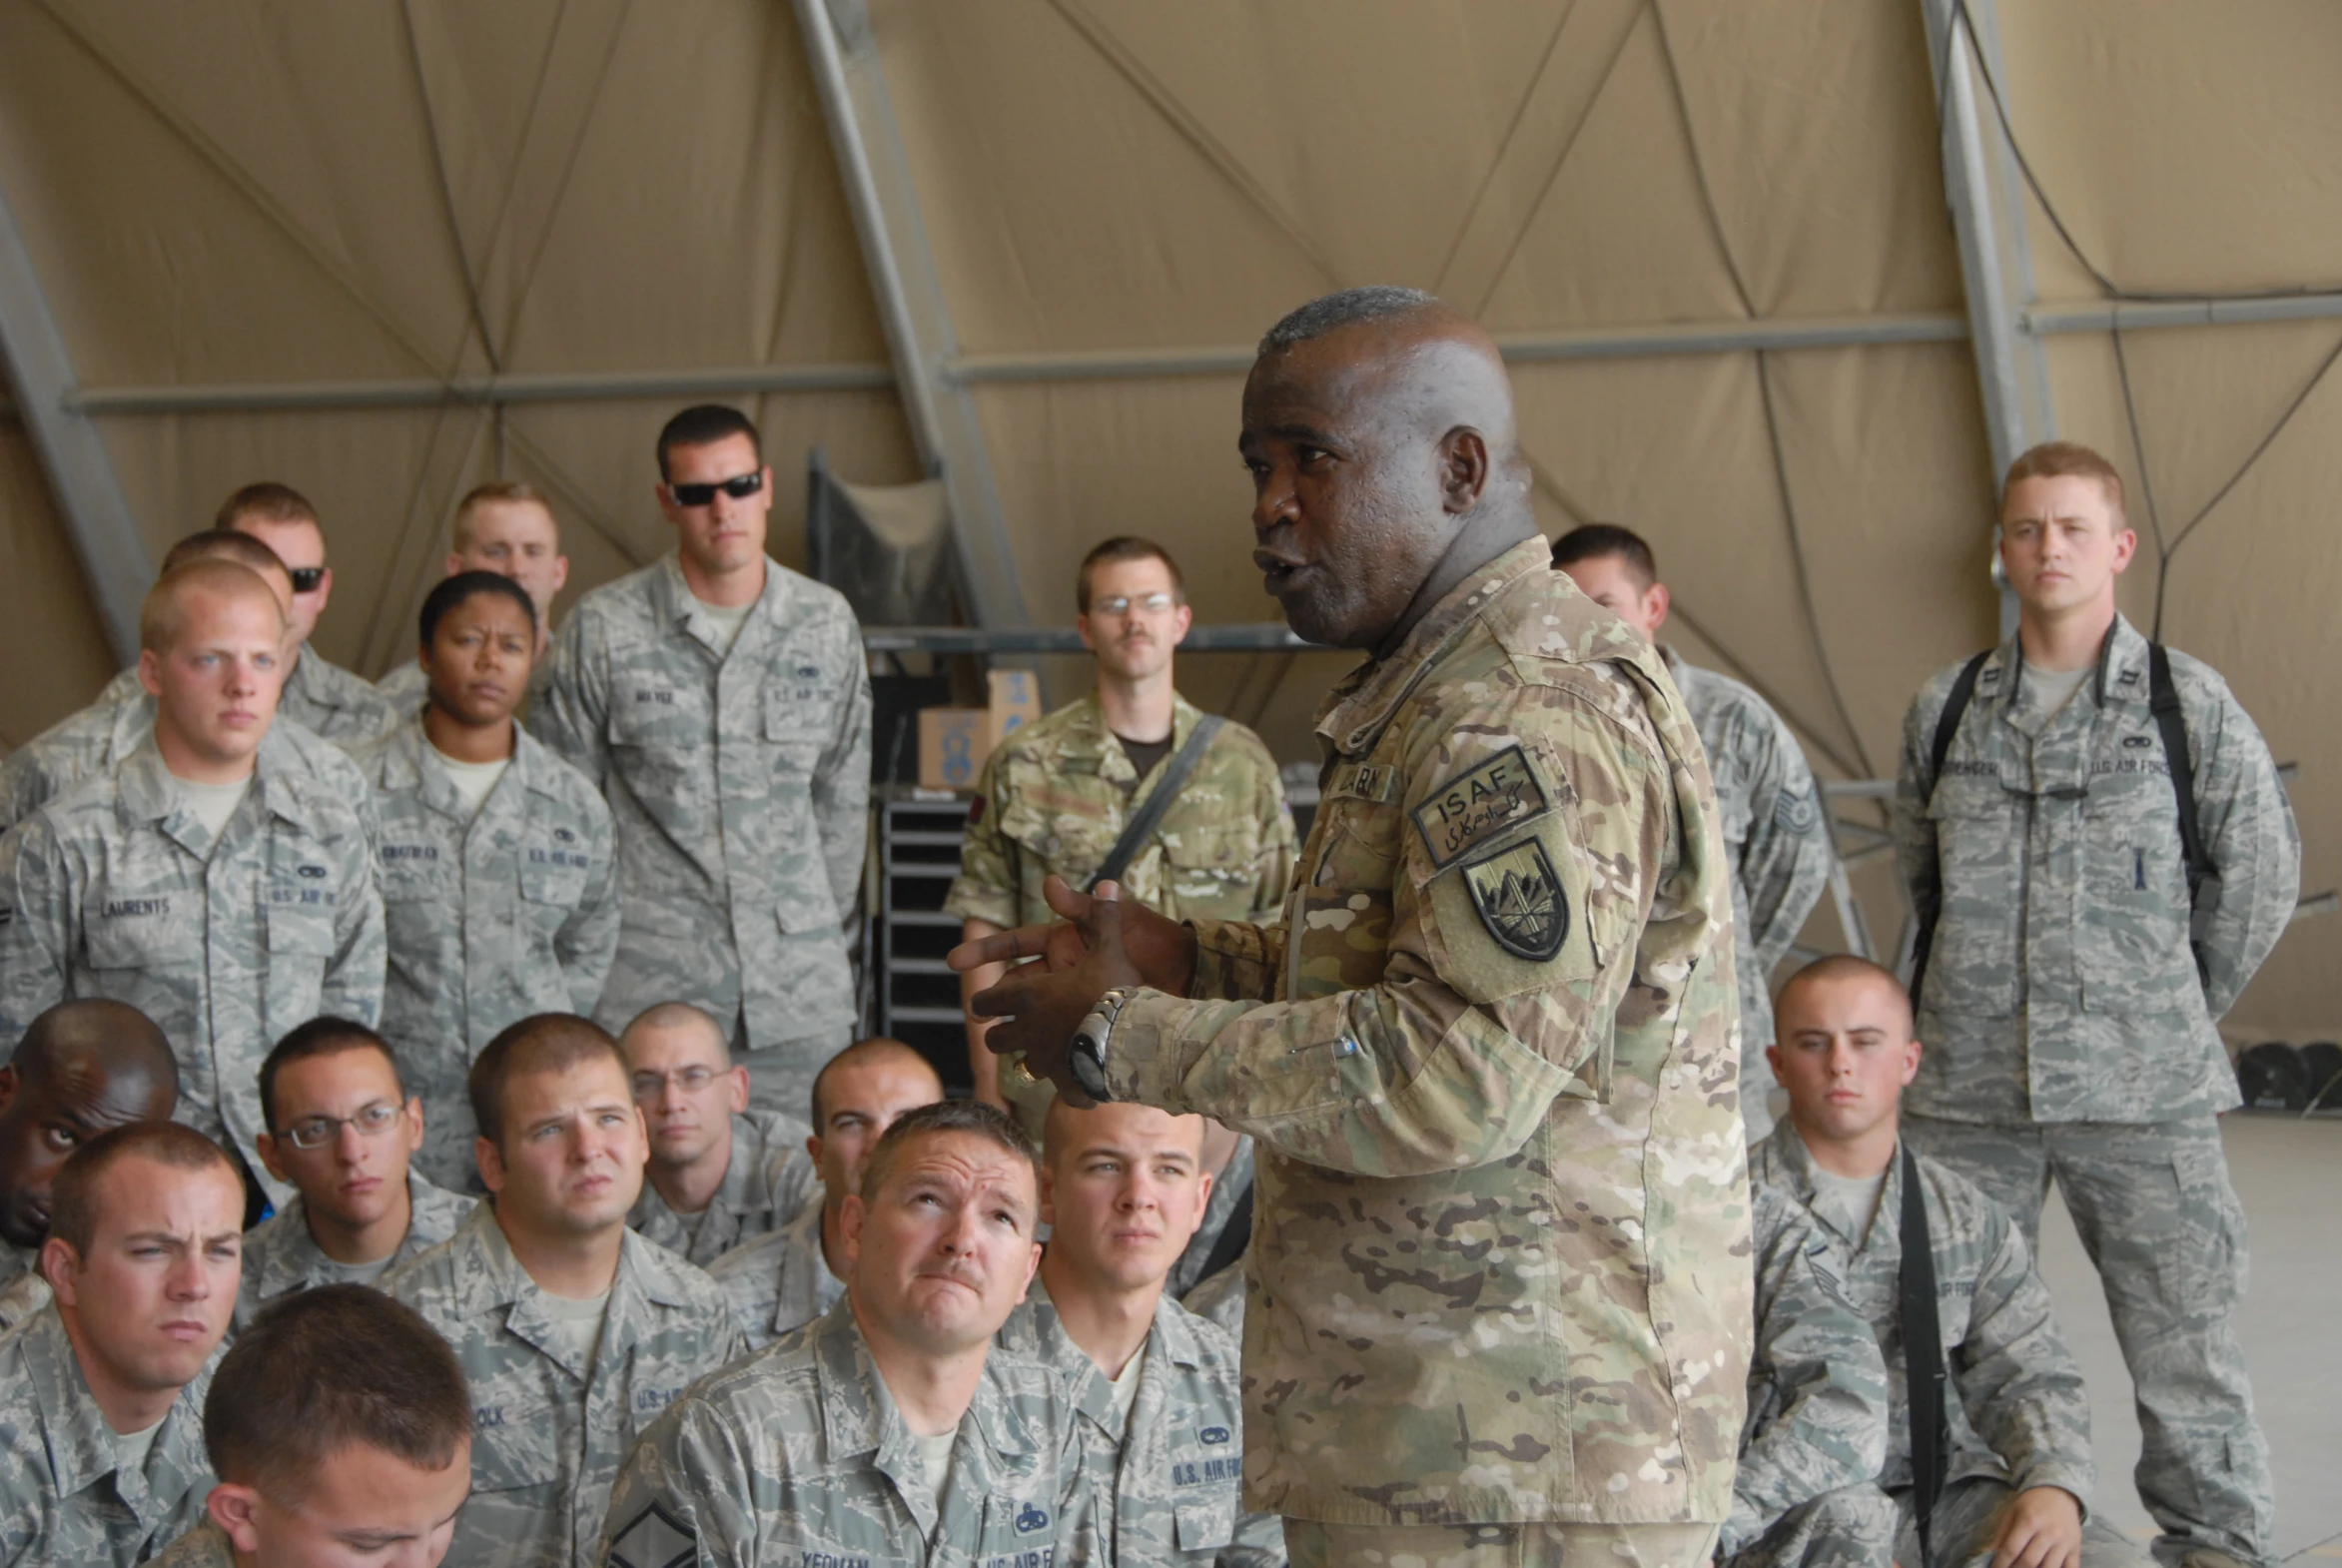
[385,1014,743,1568]
[959,288,1749,1566]
[151,1284,472,1568]
[352,572,619,1189]
[996,1098,1284,1565]
[1893,441,2296,1568]
[0,1124,243,1566]
[0,561,386,1209]
[237,1019,473,1330]
[377,480,572,718]
[704,1035,942,1351]
[620,1002,816,1265]
[601,1100,1099,1568]
[1745,955,2147,1568]
[537,404,871,1124]
[1554,522,1835,1143]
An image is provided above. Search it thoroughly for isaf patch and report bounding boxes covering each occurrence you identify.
[609,1500,696,1568]
[1411,745,1550,868]
[1459,838,1570,962]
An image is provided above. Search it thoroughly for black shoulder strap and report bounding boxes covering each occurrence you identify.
[2147,643,2212,901]
[1899,1142,1951,1567]
[1908,651,1991,1002]
[1192,1174,1254,1284]
[1085,714,1225,892]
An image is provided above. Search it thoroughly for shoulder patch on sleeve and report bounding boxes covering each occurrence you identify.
[608,1501,697,1568]
[1410,744,1550,868]
[1459,839,1570,961]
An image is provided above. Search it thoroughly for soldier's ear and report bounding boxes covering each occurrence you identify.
[838,1193,866,1268]
[209,1484,264,1551]
[39,1236,77,1300]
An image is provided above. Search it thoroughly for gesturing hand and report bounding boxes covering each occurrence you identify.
[945,875,1197,993]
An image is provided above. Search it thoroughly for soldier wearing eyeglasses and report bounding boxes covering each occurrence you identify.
[536,404,872,1127]
[236,1018,473,1331]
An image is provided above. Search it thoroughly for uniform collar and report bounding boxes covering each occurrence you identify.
[1073,690,1205,784]
[1315,536,1553,759]
[653,550,784,657]
[634,1112,767,1228]
[1009,1276,1197,1438]
[114,727,315,842]
[1756,1120,1904,1258]
[1976,611,2147,714]
[452,1203,697,1376]
[253,1170,454,1299]
[378,714,553,817]
[19,1306,209,1519]
[813,1298,1042,1514]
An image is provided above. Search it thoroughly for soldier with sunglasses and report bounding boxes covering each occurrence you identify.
[537,404,872,1129]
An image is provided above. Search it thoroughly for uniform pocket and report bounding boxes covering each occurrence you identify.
[1171,1494,1237,1552]
[1923,777,2021,1016]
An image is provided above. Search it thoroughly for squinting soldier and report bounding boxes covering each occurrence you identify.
[385,1013,742,1568]
[378,481,572,718]
[601,1101,1100,1568]
[238,1018,473,1330]
[704,1035,942,1351]
[997,1099,1284,1565]
[0,560,386,1209]
[151,1284,472,1568]
[1555,522,1834,1143]
[0,1123,245,1567]
[536,403,872,1125]
[620,1002,817,1266]
[958,287,1748,1564]
[351,572,619,1189]
[1893,441,2294,1568]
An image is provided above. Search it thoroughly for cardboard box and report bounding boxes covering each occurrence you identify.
[917,669,1044,790]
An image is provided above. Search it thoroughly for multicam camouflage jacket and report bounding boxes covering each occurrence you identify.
[1893,614,2298,1124]
[234,1168,475,1330]
[384,1203,745,1568]
[1103,536,1752,1526]
[1720,1182,1890,1557]
[600,1297,1100,1568]
[627,1109,820,1266]
[535,553,871,1056]
[702,1196,843,1352]
[349,716,620,1189]
[0,730,386,1206]
[0,1306,217,1567]
[1751,1125,2095,1503]
[997,1278,1284,1565]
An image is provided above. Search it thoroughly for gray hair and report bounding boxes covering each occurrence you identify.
[1257,286,1441,356]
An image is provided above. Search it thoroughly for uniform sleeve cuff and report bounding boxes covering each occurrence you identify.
[1186,918,1280,1002]
[941,880,1016,928]
[2010,1467,2095,1524]
[1104,989,1258,1113]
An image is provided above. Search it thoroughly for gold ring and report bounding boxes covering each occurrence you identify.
[1004,1057,1038,1090]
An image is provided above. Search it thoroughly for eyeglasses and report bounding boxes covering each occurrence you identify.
[278,1101,403,1150]
[1090,592,1177,616]
[287,566,326,594]
[632,1068,720,1098]
[665,472,764,508]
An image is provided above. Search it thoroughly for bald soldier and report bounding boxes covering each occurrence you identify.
[0,1000,179,1329]
[0,560,387,1207]
[958,287,1748,1563]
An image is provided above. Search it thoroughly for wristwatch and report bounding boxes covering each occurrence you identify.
[1067,987,1135,1104]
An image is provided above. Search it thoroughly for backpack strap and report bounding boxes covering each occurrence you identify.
[1899,1142,1952,1567]
[1085,715,1225,893]
[1908,651,1991,1003]
[2147,642,2212,901]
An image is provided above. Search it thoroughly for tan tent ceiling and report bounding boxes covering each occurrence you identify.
[1,0,2336,1038]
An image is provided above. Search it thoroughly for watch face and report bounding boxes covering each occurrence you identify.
[1069,1043,1113,1104]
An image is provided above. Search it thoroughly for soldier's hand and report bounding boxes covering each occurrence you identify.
[945,875,1197,995]
[966,885,1148,1108]
[1989,1485,2082,1568]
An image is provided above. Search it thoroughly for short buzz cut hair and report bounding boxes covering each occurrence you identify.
[809,1036,940,1130]
[468,1013,627,1150]
[205,1284,470,1505]
[2000,439,2127,525]
[655,404,762,482]
[215,481,321,532]
[1257,285,1440,357]
[259,1017,402,1133]
[160,527,290,583]
[858,1098,1037,1204]
[1076,536,1187,613]
[618,1001,731,1064]
[1773,952,1915,1040]
[1550,523,1659,589]
[139,557,289,654]
[450,480,557,553]
[48,1122,240,1257]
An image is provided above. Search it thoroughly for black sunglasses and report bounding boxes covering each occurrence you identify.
[665,472,764,508]
[288,566,326,593]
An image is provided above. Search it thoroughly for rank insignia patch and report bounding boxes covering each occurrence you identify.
[1412,745,1551,868]
[1460,838,1569,962]
[608,1501,696,1568]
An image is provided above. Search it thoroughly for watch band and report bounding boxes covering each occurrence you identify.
[1068,986,1133,1103]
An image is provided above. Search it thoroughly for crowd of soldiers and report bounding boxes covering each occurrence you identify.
[0,286,2298,1568]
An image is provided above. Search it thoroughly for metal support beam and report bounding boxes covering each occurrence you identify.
[74,361,895,416]
[0,182,150,662]
[792,0,1029,628]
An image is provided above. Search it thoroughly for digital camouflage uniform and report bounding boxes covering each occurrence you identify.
[1747,1125,2147,1568]
[350,716,620,1189]
[1718,1182,1889,1568]
[383,1202,745,1568]
[600,1297,1100,1568]
[535,554,871,1122]
[0,1306,217,1567]
[1893,615,2294,1566]
[1098,539,1750,1543]
[1663,649,1833,1143]
[0,1273,48,1337]
[0,730,386,1206]
[1179,1259,1244,1337]
[1167,1135,1252,1300]
[702,1196,842,1351]
[233,1168,474,1329]
[997,1277,1285,1565]
[0,1242,29,1291]
[626,1108,819,1266]
[147,1522,234,1568]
